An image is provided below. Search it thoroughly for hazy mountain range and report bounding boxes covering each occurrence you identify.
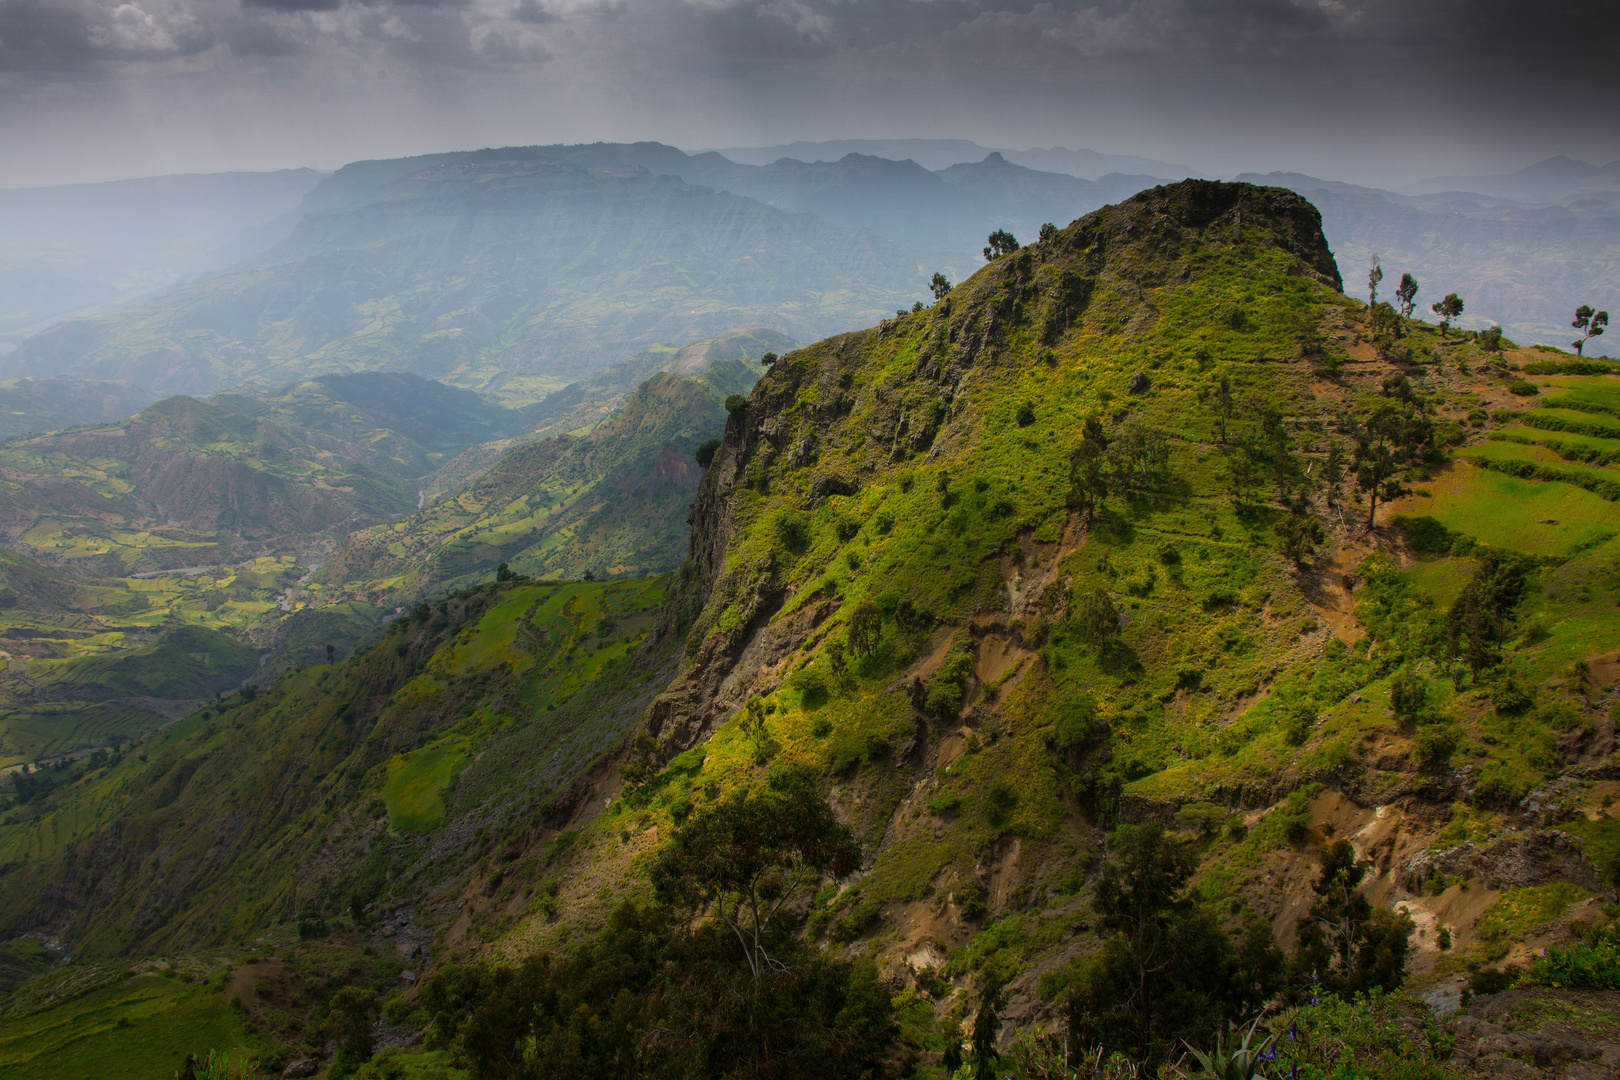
[1,142,1613,406]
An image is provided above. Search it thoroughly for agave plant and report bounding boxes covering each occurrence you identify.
[174,1049,248,1080]
[1174,1017,1277,1080]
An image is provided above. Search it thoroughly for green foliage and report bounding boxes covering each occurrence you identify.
[983,230,1020,261]
[1065,824,1281,1069]
[423,901,896,1080]
[1524,924,1620,989]
[1507,379,1539,396]
[1288,840,1412,999]
[846,602,882,657]
[1174,1019,1275,1080]
[1269,992,1461,1080]
[772,510,810,553]
[175,1048,250,1079]
[651,780,859,981]
[1413,725,1459,771]
[328,986,380,1066]
[1073,587,1121,657]
[694,439,721,469]
[924,633,975,717]
[1446,553,1531,675]
[1474,883,1589,944]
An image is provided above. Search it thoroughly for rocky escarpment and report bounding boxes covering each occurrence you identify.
[646,179,1342,754]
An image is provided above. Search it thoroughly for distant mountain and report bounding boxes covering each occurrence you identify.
[0,170,324,347]
[1409,154,1620,202]
[706,138,1190,178]
[423,327,796,502]
[1237,169,1620,356]
[4,155,939,397]
[668,151,1169,254]
[0,378,155,438]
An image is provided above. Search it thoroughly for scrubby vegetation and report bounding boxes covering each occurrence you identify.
[4,179,1620,1079]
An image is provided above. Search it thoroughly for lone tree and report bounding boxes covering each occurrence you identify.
[1367,254,1383,306]
[930,272,953,301]
[327,986,380,1067]
[1106,416,1169,493]
[1573,305,1610,356]
[1368,301,1401,355]
[1445,552,1529,675]
[1067,416,1110,525]
[1289,840,1413,998]
[983,229,1019,261]
[651,779,860,983]
[1275,513,1325,567]
[1351,404,1414,529]
[760,351,779,366]
[1074,587,1121,657]
[1395,272,1419,318]
[847,601,883,657]
[1066,824,1282,1069]
[970,978,1005,1080]
[1431,292,1464,336]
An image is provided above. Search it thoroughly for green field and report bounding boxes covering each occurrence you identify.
[0,971,249,1080]
[382,743,468,832]
[1396,460,1618,556]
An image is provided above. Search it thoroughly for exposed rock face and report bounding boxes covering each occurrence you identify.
[1405,831,1605,893]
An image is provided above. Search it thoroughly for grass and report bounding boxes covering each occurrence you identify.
[1390,460,1618,556]
[1476,883,1591,943]
[382,743,468,832]
[0,971,251,1080]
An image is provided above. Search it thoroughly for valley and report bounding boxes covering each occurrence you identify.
[0,178,1612,1079]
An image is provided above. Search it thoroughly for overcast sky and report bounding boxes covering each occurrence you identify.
[1,0,1615,189]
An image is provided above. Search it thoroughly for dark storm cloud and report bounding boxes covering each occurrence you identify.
[243,0,344,12]
[0,0,1613,187]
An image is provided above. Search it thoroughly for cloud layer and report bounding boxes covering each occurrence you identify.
[1,0,1614,186]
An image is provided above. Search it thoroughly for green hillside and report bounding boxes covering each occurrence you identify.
[323,358,766,600]
[3,180,1620,1079]
[0,378,155,438]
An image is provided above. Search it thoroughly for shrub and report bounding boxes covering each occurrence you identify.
[1491,675,1534,715]
[1015,401,1036,427]
[1525,928,1620,989]
[724,394,747,415]
[1471,767,1525,807]
[1470,964,1522,995]
[694,439,721,469]
[928,791,962,815]
[958,881,987,919]
[925,635,975,717]
[1268,992,1458,1080]
[1507,380,1539,396]
[773,511,810,553]
[984,781,1018,830]
[1413,725,1459,770]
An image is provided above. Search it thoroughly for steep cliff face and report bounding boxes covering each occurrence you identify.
[655,180,1341,752]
